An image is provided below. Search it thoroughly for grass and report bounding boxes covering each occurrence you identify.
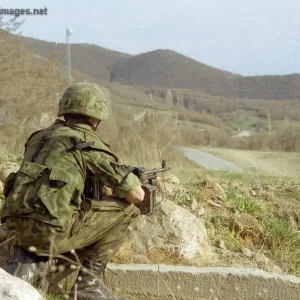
[226,188,263,217]
[223,232,243,252]
[174,169,300,275]
[0,150,23,164]
[262,216,300,275]
[43,294,64,300]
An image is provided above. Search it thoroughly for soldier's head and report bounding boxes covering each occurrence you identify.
[57,82,109,130]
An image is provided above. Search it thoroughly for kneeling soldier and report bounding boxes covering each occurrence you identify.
[2,82,144,299]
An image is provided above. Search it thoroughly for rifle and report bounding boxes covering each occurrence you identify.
[122,160,171,215]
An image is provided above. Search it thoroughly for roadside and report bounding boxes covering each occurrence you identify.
[197,147,300,178]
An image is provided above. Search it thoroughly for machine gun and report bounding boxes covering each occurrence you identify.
[123,160,171,215]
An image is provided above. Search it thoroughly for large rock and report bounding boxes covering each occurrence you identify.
[131,199,212,260]
[0,268,42,300]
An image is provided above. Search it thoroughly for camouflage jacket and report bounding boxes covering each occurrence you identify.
[2,119,140,232]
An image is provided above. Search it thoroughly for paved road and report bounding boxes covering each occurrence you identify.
[182,147,243,173]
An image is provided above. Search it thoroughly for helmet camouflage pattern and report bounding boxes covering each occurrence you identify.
[58,82,109,120]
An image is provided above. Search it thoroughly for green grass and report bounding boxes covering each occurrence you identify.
[226,188,263,217]
[263,217,300,249]
[224,232,243,252]
[262,216,300,275]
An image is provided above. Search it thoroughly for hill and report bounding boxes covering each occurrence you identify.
[111,49,232,94]
[21,34,131,81]
[111,50,300,100]
[17,33,300,100]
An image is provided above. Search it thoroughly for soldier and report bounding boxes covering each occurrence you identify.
[2,82,144,299]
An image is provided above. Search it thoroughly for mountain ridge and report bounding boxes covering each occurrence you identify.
[12,30,300,100]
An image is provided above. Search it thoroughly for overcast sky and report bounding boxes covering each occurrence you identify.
[1,0,300,76]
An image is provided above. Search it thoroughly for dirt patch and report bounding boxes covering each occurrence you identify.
[197,177,226,202]
[229,213,263,244]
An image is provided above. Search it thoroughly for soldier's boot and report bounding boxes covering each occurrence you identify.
[5,246,57,282]
[69,258,123,300]
[45,261,78,287]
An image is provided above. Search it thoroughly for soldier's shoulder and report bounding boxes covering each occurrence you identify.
[83,134,119,161]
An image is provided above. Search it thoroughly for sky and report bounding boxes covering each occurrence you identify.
[1,0,300,76]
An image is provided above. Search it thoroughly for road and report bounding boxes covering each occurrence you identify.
[182,147,243,173]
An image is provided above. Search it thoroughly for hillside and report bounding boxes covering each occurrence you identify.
[111,49,232,94]
[21,34,131,81]
[16,32,300,100]
[2,26,300,157]
[111,50,300,100]
[0,28,182,162]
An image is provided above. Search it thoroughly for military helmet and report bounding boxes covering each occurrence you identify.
[57,82,109,120]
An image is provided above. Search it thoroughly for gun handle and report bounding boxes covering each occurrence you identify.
[134,184,156,215]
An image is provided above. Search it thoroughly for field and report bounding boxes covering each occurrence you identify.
[198,147,300,179]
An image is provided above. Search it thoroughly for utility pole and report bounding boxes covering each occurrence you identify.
[66,28,72,84]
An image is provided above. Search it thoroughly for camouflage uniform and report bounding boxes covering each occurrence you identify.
[2,119,140,264]
[2,83,141,299]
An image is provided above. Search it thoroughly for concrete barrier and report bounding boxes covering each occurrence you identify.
[105,264,300,300]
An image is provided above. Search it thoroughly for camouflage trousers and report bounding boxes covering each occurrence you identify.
[5,197,140,265]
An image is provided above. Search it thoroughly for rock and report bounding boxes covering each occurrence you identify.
[162,174,180,185]
[254,253,269,265]
[0,268,42,300]
[197,207,205,217]
[208,200,222,208]
[131,199,212,260]
[188,199,198,211]
[156,175,187,201]
[268,264,283,274]
[229,213,263,244]
[133,254,151,264]
[241,247,253,258]
[249,190,257,197]
[219,240,226,250]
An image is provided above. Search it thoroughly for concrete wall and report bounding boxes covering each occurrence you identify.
[105,264,300,300]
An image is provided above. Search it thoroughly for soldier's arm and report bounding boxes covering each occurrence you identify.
[85,151,144,203]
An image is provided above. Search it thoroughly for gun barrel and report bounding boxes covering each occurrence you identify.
[143,167,171,175]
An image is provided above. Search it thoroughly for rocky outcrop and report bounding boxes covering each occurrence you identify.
[0,268,42,300]
[131,199,212,260]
